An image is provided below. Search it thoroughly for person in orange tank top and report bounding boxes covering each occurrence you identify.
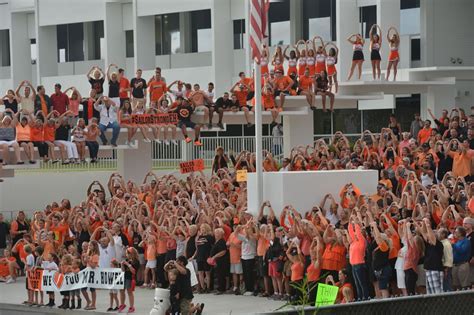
[286,240,304,302]
[307,236,323,305]
[30,117,49,162]
[14,110,36,163]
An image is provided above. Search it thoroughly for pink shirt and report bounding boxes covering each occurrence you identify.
[69,99,80,116]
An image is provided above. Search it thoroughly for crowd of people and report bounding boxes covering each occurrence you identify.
[0,111,472,313]
[0,24,403,166]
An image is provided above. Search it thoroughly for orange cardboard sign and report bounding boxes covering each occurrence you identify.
[179,159,205,174]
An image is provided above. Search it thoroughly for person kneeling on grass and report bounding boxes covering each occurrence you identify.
[173,97,202,146]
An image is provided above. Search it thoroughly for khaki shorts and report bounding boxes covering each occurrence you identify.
[452,262,470,288]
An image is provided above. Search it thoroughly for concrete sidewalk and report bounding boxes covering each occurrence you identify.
[0,278,285,314]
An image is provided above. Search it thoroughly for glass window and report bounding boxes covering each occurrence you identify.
[362,109,393,133]
[233,19,245,50]
[56,23,85,62]
[394,94,420,132]
[359,5,376,39]
[269,0,290,46]
[191,10,212,53]
[411,37,420,61]
[401,0,420,10]
[0,30,11,67]
[303,0,336,41]
[155,13,180,55]
[90,21,104,60]
[313,111,332,135]
[333,109,361,134]
[125,30,134,58]
[400,0,420,35]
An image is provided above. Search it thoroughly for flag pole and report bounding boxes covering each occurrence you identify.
[254,60,263,212]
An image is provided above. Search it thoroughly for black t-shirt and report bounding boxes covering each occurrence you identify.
[55,124,70,141]
[210,238,229,265]
[108,80,120,98]
[76,230,90,254]
[371,240,390,271]
[316,77,329,91]
[177,268,194,300]
[89,78,105,94]
[185,235,197,259]
[132,232,144,254]
[4,99,18,113]
[424,240,444,271]
[215,97,232,109]
[130,78,147,98]
[176,104,194,122]
[196,235,214,262]
[124,259,140,280]
[0,222,9,248]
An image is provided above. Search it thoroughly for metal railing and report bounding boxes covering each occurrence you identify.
[15,136,282,172]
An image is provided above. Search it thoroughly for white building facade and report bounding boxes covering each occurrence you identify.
[0,0,473,139]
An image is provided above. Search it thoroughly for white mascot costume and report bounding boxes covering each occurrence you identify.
[149,288,170,315]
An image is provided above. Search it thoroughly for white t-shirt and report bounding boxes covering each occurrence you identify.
[113,235,124,262]
[26,254,35,271]
[99,243,116,268]
[42,261,58,271]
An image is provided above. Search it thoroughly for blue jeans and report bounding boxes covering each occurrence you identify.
[352,263,369,300]
[99,121,120,145]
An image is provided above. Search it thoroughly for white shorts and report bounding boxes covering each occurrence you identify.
[0,140,17,146]
[396,269,406,289]
[230,263,243,274]
[146,259,157,269]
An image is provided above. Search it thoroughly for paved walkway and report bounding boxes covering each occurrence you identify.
[0,278,285,315]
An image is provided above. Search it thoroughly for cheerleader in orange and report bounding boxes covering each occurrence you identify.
[369,24,382,80]
[262,84,280,126]
[312,36,326,78]
[305,40,316,77]
[386,27,400,81]
[260,44,270,76]
[325,42,339,93]
[346,33,365,81]
[283,45,298,76]
[295,40,307,77]
[271,46,285,73]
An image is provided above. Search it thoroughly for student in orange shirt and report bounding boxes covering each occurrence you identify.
[227,227,243,294]
[417,120,432,144]
[139,233,157,289]
[297,68,315,108]
[286,240,304,302]
[273,69,294,109]
[261,85,280,126]
[148,68,167,105]
[447,139,474,179]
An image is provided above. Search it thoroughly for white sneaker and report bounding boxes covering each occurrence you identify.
[155,139,162,144]
[128,141,133,147]
[172,140,178,145]
[143,138,152,143]
[165,140,170,145]
[5,277,15,284]
[125,140,129,145]
[243,291,253,296]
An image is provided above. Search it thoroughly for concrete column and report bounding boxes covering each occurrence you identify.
[282,113,313,157]
[36,25,58,81]
[290,0,303,44]
[117,141,152,183]
[420,0,434,67]
[335,0,359,81]
[132,0,155,71]
[83,22,94,61]
[211,0,233,96]
[179,12,192,54]
[10,13,32,86]
[104,2,126,69]
[377,0,400,72]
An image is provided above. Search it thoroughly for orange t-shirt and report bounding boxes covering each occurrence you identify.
[157,236,168,255]
[234,90,248,107]
[30,126,44,141]
[0,257,15,277]
[228,233,242,264]
[146,243,157,261]
[149,80,167,102]
[298,76,313,91]
[262,92,275,109]
[306,262,321,282]
[290,261,304,281]
[50,223,69,245]
[275,76,293,90]
[43,240,57,258]
[417,128,432,144]
[448,150,474,178]
[43,125,56,142]
[257,237,270,257]
[119,77,130,99]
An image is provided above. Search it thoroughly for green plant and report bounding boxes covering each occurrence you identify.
[275,277,319,315]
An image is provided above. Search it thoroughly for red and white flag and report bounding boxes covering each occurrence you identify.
[249,0,270,63]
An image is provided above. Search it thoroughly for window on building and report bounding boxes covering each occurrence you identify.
[314,111,332,135]
[191,9,212,53]
[233,19,246,50]
[394,94,420,131]
[155,13,180,55]
[0,30,11,67]
[30,39,37,64]
[362,109,393,132]
[125,30,134,58]
[90,21,104,60]
[269,0,290,46]
[411,37,420,61]
[303,0,336,41]
[400,0,420,35]
[333,109,361,134]
[57,23,85,62]
[359,5,376,39]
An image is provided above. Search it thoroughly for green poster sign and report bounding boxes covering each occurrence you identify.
[316,283,339,306]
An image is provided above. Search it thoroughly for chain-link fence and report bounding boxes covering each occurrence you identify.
[256,290,474,315]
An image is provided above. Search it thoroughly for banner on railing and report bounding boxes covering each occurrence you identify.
[121,113,178,126]
[27,267,124,292]
[179,159,205,174]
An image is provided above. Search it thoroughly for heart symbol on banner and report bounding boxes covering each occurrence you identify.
[53,272,65,289]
